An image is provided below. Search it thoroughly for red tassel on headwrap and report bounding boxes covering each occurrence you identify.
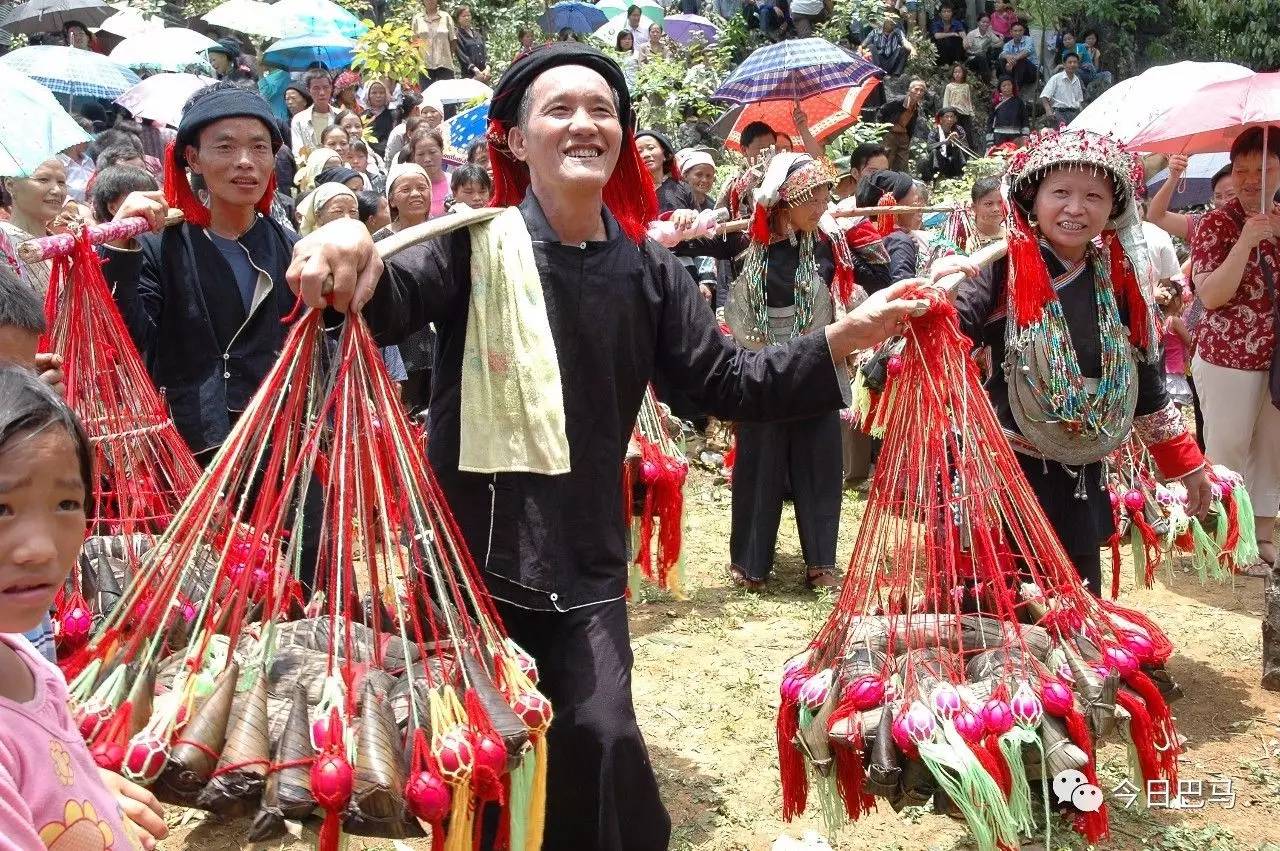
[1104,230,1154,353]
[874,190,897,237]
[1007,204,1055,328]
[163,140,210,227]
[486,119,657,244]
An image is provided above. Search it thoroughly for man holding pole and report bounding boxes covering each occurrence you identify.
[285,42,926,851]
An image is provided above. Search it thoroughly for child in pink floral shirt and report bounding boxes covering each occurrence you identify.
[0,367,166,851]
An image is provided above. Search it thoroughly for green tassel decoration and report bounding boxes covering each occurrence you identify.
[1188,518,1221,583]
[1232,482,1260,568]
[814,770,843,839]
[918,740,1000,851]
[935,720,1020,848]
[508,748,534,851]
[998,728,1046,846]
[852,370,871,428]
[1129,521,1146,586]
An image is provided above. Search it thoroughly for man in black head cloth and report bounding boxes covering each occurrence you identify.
[287,43,926,850]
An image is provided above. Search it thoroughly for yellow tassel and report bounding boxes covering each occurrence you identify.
[526,734,548,851]
[444,779,473,851]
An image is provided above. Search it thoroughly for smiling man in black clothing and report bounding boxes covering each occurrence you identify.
[286,43,927,851]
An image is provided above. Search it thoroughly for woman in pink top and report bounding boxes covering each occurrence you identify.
[408,127,451,219]
[991,1,1020,38]
[0,367,167,850]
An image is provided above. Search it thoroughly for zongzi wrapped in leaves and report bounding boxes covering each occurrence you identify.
[344,683,423,838]
[249,684,315,842]
[155,662,238,806]
[460,650,528,764]
[197,668,270,816]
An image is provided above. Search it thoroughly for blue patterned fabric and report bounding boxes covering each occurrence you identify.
[0,45,140,99]
[712,37,879,104]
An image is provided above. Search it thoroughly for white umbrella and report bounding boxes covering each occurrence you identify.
[424,77,492,105]
[592,12,629,44]
[1145,152,1232,210]
[98,5,164,39]
[200,0,281,38]
[1069,61,1253,143]
[595,0,663,24]
[110,29,218,74]
[115,73,216,128]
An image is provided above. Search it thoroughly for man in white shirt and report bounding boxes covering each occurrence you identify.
[289,69,336,157]
[1039,52,1084,127]
[790,0,829,37]
[964,14,1004,81]
[625,5,650,54]
[1139,204,1182,297]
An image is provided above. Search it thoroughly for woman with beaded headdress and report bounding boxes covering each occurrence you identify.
[932,129,1215,593]
[696,151,892,590]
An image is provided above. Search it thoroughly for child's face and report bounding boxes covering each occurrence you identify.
[0,427,86,633]
[452,180,490,209]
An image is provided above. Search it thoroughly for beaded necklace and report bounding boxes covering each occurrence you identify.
[740,232,820,345]
[1006,243,1133,439]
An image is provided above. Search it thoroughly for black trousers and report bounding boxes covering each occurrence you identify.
[730,412,843,581]
[1015,453,1108,595]
[495,599,671,851]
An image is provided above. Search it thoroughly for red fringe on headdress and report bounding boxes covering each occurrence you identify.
[486,118,657,244]
[163,140,277,228]
[875,190,897,237]
[750,202,771,243]
[1104,230,1153,352]
[1007,205,1056,328]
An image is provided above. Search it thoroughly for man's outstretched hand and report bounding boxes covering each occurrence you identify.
[285,218,383,314]
[826,279,931,358]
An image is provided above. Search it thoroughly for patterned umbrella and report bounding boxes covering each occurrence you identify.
[263,32,357,71]
[0,64,92,176]
[424,77,492,105]
[0,45,139,99]
[99,6,165,39]
[711,37,880,104]
[663,13,717,46]
[711,79,881,152]
[1145,152,1232,210]
[442,100,489,161]
[0,0,111,35]
[539,1,609,35]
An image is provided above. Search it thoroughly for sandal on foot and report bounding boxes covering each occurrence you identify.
[728,565,766,592]
[1241,561,1273,578]
[805,568,841,590]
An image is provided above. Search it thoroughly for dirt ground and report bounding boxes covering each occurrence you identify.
[161,467,1280,851]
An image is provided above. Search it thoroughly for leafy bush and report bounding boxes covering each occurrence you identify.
[352,20,426,85]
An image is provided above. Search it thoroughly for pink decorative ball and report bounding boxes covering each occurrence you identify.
[473,733,507,776]
[435,727,474,778]
[902,701,938,744]
[797,671,832,711]
[981,699,1014,736]
[1109,491,1120,509]
[780,671,805,703]
[91,741,125,772]
[844,675,885,710]
[310,753,354,810]
[1010,683,1043,728]
[513,692,552,732]
[1210,482,1224,502]
[1123,489,1145,512]
[886,354,904,377]
[1120,631,1156,663]
[123,738,167,781]
[1103,645,1138,677]
[640,460,660,484]
[405,770,451,822]
[1040,679,1074,717]
[890,711,914,753]
[781,654,809,678]
[930,684,963,719]
[953,708,986,743]
[60,607,92,643]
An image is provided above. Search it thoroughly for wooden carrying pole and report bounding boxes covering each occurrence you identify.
[715,203,960,235]
[17,210,186,264]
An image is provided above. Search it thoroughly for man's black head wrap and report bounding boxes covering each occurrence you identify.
[855,169,914,208]
[316,167,362,187]
[488,41,634,133]
[176,84,284,163]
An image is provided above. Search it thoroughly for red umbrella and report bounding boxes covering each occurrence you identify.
[1126,71,1280,155]
[714,78,880,153]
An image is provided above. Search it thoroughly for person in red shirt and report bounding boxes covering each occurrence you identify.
[1190,126,1280,575]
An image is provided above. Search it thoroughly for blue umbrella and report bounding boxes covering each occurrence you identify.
[263,33,356,71]
[0,65,91,176]
[443,100,489,160]
[712,37,880,104]
[272,0,367,39]
[539,1,608,35]
[0,45,139,100]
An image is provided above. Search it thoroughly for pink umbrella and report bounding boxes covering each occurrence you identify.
[1126,71,1280,155]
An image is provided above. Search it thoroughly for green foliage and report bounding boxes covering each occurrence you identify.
[824,122,891,159]
[930,156,1008,206]
[352,20,426,85]
[1172,0,1280,69]
[633,49,727,135]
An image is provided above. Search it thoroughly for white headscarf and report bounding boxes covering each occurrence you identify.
[295,147,341,194]
[676,148,715,175]
[384,162,430,200]
[297,182,358,236]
